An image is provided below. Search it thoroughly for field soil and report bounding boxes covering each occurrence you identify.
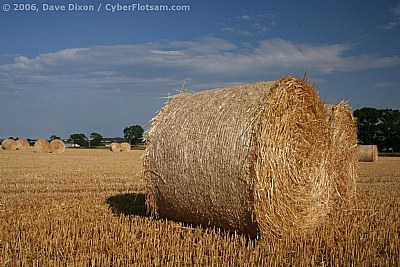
[0,149,399,266]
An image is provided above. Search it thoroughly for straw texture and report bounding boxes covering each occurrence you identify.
[50,139,65,153]
[325,103,358,204]
[110,143,121,152]
[358,145,378,162]
[2,139,17,150]
[120,142,131,152]
[16,139,30,150]
[34,139,51,153]
[143,77,332,238]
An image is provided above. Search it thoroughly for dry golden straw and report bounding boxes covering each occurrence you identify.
[325,103,358,204]
[358,145,378,162]
[120,142,131,152]
[50,139,65,153]
[34,139,51,153]
[2,139,17,150]
[143,77,333,238]
[110,143,121,152]
[16,139,30,150]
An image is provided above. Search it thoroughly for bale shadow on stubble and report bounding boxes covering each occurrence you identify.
[106,193,259,244]
[106,193,148,217]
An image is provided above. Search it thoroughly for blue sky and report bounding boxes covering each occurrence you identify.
[1,0,399,139]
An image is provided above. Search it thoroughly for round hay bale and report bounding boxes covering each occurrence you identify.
[50,139,65,153]
[16,139,30,150]
[34,139,51,153]
[120,142,131,152]
[110,142,121,152]
[1,139,17,150]
[143,77,332,238]
[358,145,378,162]
[325,103,358,204]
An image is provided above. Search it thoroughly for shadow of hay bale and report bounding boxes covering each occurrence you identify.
[107,193,258,241]
[106,193,148,217]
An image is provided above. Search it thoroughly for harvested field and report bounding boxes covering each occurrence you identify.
[0,150,399,266]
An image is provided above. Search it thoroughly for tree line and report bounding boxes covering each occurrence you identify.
[354,108,400,152]
[68,125,144,147]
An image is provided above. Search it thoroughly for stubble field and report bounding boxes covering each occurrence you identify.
[0,149,399,266]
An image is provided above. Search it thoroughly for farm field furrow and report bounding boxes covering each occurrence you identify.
[1,149,399,266]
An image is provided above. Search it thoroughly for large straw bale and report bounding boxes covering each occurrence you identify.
[34,139,51,153]
[358,145,378,162]
[50,139,65,153]
[2,139,17,150]
[16,139,30,150]
[325,103,358,204]
[110,142,121,152]
[143,77,332,238]
[120,142,131,152]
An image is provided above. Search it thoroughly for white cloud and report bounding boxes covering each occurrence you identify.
[238,15,251,20]
[151,50,183,56]
[379,4,400,30]
[1,37,399,95]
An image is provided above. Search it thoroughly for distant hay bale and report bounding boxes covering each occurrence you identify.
[358,145,378,162]
[34,139,51,153]
[325,103,358,204]
[143,77,332,238]
[50,139,65,153]
[110,142,121,152]
[2,139,17,150]
[120,142,131,152]
[16,139,30,150]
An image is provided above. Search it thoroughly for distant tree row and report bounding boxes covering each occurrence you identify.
[353,108,400,152]
[68,125,144,147]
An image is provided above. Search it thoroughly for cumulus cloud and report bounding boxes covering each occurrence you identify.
[1,37,399,95]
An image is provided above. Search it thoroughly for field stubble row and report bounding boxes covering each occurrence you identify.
[0,149,399,266]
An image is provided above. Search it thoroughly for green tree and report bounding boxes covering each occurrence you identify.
[353,108,400,151]
[353,108,384,145]
[50,135,60,140]
[123,125,144,145]
[90,132,103,147]
[70,133,88,147]
[380,109,400,151]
